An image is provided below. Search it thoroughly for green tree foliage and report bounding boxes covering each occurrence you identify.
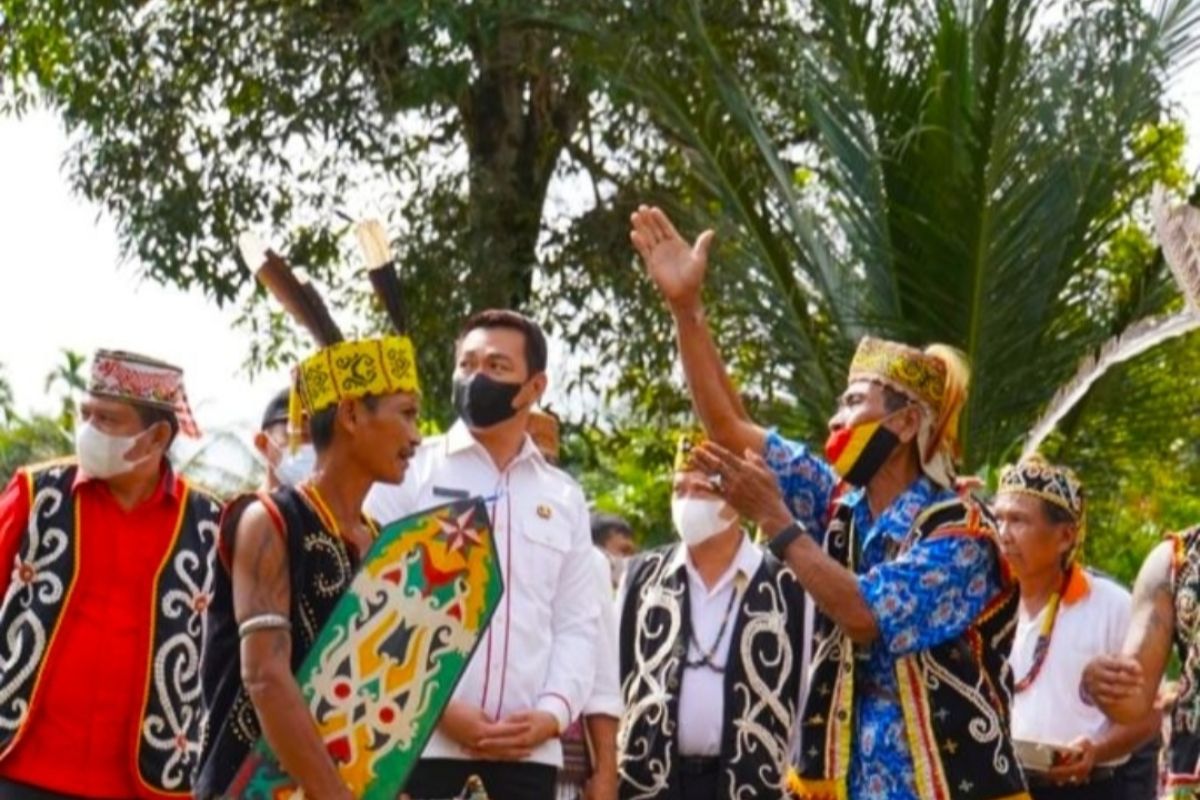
[4,1,1200,577]
[0,0,788,418]
[0,357,76,485]
[582,0,1200,579]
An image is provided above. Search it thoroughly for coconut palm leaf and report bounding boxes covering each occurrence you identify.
[608,0,1200,470]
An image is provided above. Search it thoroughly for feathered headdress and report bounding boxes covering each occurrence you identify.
[1022,184,1200,459]
[238,222,420,451]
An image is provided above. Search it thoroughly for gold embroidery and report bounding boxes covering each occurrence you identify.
[848,337,946,410]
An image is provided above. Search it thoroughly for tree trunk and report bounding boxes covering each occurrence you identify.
[460,21,588,311]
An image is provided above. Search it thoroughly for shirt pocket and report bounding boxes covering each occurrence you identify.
[516,507,572,608]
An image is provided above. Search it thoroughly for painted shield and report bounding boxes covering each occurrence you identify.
[226,497,502,799]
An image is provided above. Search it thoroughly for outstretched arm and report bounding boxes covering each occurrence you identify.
[631,206,765,456]
[1084,541,1175,725]
[233,503,352,800]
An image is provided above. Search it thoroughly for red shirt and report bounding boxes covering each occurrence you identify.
[0,462,185,798]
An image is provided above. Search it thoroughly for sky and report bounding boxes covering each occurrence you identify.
[0,111,291,431]
[1,45,1198,435]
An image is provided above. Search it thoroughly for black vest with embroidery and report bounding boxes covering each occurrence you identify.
[1167,525,1200,791]
[616,543,806,800]
[0,460,220,798]
[194,486,360,799]
[793,497,1028,800]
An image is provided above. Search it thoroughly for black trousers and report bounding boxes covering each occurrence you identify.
[405,759,558,800]
[1113,737,1160,800]
[0,777,88,800]
[678,770,720,800]
[1030,775,1121,800]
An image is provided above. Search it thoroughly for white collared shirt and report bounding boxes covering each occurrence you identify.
[1009,568,1132,764]
[674,533,763,756]
[364,421,600,767]
[584,547,623,718]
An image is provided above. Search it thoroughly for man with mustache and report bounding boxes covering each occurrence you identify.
[632,206,1026,800]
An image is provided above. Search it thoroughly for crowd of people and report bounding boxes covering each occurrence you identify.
[0,205,1192,800]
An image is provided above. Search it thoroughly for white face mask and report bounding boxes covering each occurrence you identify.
[274,443,317,487]
[671,496,734,547]
[75,420,155,479]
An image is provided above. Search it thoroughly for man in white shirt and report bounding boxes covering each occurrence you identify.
[365,310,600,800]
[524,408,621,800]
[994,456,1160,800]
[591,513,637,589]
[616,434,806,800]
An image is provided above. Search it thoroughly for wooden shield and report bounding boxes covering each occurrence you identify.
[226,497,502,799]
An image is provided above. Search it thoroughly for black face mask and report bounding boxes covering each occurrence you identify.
[453,373,525,429]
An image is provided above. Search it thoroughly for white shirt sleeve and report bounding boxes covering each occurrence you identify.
[363,477,418,526]
[535,488,601,731]
[583,548,623,719]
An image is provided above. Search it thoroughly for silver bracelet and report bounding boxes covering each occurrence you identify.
[238,613,292,638]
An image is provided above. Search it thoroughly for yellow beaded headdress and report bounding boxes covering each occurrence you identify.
[239,220,420,450]
[848,337,947,411]
[998,455,1087,559]
[846,336,969,488]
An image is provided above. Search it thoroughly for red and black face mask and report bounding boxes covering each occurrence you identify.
[824,415,901,487]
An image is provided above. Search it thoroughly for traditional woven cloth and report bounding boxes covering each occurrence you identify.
[89,349,201,437]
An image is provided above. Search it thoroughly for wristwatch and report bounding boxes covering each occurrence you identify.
[768,521,806,560]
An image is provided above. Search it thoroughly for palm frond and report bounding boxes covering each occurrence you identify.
[1023,310,1200,458]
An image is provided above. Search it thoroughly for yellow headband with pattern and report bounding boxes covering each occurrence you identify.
[848,336,948,411]
[295,335,420,416]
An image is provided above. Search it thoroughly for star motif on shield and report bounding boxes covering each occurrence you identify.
[438,507,483,553]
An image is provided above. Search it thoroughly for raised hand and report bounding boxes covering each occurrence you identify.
[629,205,714,310]
[689,441,792,536]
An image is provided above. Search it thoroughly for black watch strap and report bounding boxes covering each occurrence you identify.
[768,521,805,560]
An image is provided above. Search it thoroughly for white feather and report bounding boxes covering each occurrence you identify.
[354,219,393,269]
[1022,309,1200,460]
[1022,310,1200,459]
[1022,186,1200,457]
[1152,183,1200,309]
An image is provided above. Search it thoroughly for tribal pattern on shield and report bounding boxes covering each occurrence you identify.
[141,501,220,790]
[618,551,684,800]
[0,478,72,737]
[302,502,499,795]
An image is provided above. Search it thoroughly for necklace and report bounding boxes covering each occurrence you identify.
[684,577,742,673]
[1013,568,1073,693]
[299,482,379,546]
